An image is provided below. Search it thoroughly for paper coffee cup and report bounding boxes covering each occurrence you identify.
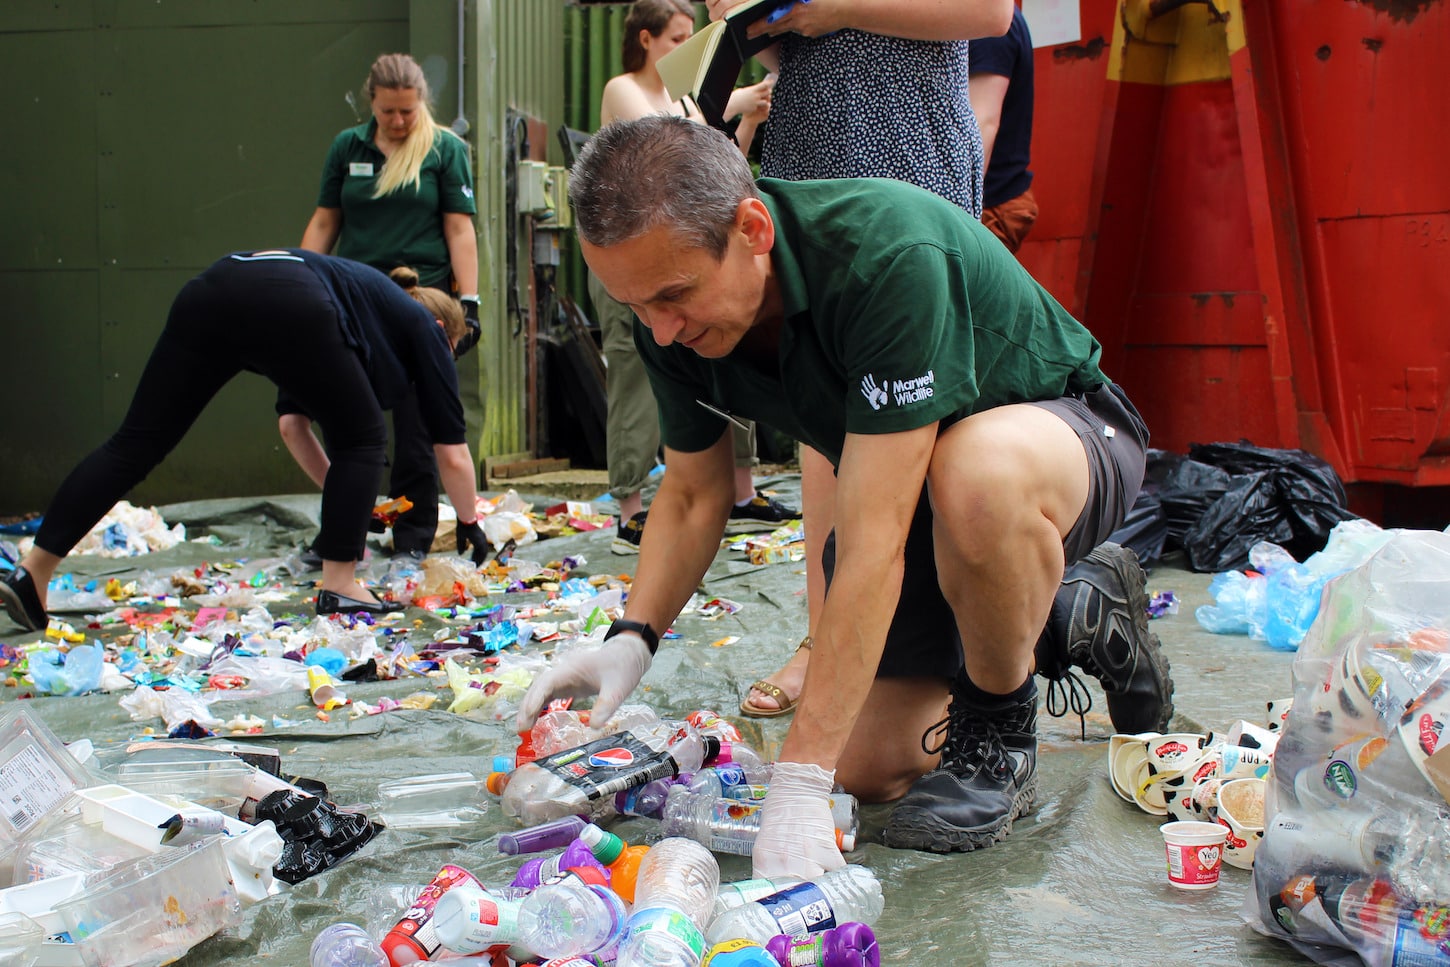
[1161,821,1227,890]
[308,667,346,710]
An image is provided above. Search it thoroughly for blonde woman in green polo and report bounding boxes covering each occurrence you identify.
[288,53,481,561]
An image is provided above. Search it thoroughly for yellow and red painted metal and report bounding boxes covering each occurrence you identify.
[1018,0,1449,495]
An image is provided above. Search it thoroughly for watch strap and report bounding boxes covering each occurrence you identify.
[605,618,659,655]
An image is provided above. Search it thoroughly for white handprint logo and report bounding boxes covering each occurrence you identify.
[861,374,888,411]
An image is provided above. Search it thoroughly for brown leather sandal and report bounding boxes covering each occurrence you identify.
[740,636,812,718]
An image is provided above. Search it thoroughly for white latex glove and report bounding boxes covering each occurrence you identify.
[514,632,653,732]
[752,761,847,879]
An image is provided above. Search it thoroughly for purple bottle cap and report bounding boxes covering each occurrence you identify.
[764,924,879,967]
[825,923,879,967]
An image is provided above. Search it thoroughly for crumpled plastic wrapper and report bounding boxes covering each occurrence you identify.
[120,684,225,730]
[444,654,544,719]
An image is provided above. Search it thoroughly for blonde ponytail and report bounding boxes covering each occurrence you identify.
[374,103,442,198]
[365,53,467,199]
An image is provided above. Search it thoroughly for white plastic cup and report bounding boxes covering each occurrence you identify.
[1215,778,1267,870]
[1108,732,1159,803]
[1160,821,1227,890]
[1265,697,1294,733]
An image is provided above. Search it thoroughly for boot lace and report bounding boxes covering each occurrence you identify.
[1044,669,1094,740]
[921,701,1010,778]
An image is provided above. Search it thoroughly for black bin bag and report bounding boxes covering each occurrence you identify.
[1179,441,1359,572]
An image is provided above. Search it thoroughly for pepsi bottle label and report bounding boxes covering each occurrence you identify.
[538,731,678,800]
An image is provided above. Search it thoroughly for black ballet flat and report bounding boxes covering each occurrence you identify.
[0,566,48,632]
[315,589,405,616]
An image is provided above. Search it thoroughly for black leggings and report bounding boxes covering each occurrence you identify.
[35,256,387,562]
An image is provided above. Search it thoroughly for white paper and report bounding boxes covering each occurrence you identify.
[1022,0,1082,48]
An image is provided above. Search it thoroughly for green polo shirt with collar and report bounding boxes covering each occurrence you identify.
[635,176,1109,467]
[316,118,476,288]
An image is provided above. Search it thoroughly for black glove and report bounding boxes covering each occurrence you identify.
[455,518,489,565]
[455,296,482,359]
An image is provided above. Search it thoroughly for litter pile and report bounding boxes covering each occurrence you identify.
[1246,530,1450,965]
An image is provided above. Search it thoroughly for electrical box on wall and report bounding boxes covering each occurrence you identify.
[542,165,572,229]
[517,160,552,215]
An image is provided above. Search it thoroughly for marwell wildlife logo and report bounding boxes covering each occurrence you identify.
[860,370,936,411]
[589,748,636,768]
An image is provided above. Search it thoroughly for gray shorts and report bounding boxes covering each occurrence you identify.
[822,382,1150,679]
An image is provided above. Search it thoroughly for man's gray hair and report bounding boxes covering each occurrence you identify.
[569,115,759,259]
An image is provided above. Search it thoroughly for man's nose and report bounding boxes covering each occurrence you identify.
[643,308,683,346]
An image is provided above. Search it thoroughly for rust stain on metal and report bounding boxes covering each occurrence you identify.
[1357,0,1436,24]
[1315,44,1333,60]
[1052,35,1106,61]
[1363,37,1385,52]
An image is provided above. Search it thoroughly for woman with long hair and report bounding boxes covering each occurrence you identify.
[292,53,481,561]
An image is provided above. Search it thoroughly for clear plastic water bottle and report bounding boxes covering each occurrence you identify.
[713,877,802,920]
[616,837,721,967]
[309,923,388,967]
[518,878,629,960]
[503,721,709,825]
[435,876,619,958]
[663,786,855,858]
[704,867,884,947]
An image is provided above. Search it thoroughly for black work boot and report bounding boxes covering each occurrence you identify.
[883,677,1038,853]
[1035,542,1174,736]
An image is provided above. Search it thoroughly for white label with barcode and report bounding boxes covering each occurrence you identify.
[0,743,77,835]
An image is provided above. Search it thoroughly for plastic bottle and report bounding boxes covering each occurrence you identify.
[713,740,768,774]
[519,878,629,960]
[616,776,678,819]
[713,878,802,920]
[580,823,651,904]
[662,786,855,858]
[511,838,610,889]
[616,837,721,967]
[435,877,627,960]
[533,710,597,757]
[704,867,884,947]
[382,864,486,966]
[764,923,880,967]
[310,923,388,967]
[499,816,589,855]
[701,939,778,966]
[502,721,710,825]
[687,764,765,800]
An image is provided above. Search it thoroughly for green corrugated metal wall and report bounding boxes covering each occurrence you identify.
[0,0,565,514]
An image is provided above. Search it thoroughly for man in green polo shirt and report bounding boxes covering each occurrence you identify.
[517,115,1167,876]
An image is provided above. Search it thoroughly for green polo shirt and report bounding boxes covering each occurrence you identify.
[637,177,1109,467]
[316,118,476,288]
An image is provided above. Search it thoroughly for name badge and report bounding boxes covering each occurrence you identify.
[349,162,374,177]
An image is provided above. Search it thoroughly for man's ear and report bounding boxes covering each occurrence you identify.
[737,197,775,256]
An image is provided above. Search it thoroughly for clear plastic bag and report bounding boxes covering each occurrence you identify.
[1243,529,1450,965]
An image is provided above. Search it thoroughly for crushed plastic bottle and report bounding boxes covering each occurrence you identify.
[501,721,712,825]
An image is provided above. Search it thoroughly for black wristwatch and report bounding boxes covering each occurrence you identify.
[605,618,660,656]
